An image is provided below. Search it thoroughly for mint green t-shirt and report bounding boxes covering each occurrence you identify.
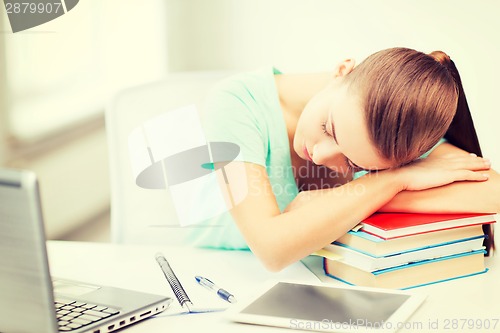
[188,67,298,250]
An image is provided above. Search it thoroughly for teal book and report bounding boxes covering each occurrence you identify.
[324,235,485,272]
[324,250,487,290]
[334,225,485,257]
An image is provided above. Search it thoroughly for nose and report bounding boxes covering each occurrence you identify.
[311,141,342,167]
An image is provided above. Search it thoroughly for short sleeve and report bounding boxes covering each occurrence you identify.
[200,79,268,167]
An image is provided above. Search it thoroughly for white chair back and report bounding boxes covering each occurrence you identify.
[105,71,232,244]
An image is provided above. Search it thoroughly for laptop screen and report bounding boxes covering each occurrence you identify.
[0,169,59,333]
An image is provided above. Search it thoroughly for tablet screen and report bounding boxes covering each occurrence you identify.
[240,282,410,326]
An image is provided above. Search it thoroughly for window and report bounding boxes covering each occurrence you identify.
[1,0,168,142]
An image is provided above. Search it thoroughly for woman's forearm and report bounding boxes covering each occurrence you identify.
[380,169,500,214]
[233,166,406,272]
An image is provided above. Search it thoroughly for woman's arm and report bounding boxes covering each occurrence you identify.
[379,143,500,213]
[222,153,489,272]
[227,162,402,271]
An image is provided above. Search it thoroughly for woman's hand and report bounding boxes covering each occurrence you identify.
[394,153,491,191]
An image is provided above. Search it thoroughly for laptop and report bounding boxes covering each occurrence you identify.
[0,168,172,333]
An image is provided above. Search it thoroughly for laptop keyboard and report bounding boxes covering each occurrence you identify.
[55,298,120,332]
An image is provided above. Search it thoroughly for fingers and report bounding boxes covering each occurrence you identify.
[446,154,491,182]
[452,155,491,171]
[452,170,490,182]
[430,154,491,184]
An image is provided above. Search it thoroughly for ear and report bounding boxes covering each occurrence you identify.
[333,59,356,78]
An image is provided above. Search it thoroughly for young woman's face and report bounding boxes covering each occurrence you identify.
[293,83,393,176]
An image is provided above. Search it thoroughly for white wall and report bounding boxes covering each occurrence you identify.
[166,0,500,167]
[0,13,7,165]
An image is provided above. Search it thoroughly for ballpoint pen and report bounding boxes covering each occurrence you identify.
[195,276,237,303]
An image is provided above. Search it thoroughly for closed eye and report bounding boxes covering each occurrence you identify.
[321,121,332,137]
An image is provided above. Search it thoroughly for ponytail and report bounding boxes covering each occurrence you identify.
[430,51,494,255]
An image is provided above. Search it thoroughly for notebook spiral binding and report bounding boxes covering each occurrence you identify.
[155,253,192,308]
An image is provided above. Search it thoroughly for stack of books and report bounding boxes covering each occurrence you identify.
[322,212,497,289]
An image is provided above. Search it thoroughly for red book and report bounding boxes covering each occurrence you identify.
[360,212,497,240]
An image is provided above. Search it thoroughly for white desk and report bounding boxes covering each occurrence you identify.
[47,241,500,333]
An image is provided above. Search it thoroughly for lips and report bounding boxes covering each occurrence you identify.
[303,145,312,162]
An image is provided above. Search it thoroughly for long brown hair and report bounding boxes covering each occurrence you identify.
[429,51,494,255]
[344,47,493,255]
[343,48,459,166]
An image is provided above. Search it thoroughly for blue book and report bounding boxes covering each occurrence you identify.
[324,250,487,290]
[324,236,485,272]
[334,225,485,257]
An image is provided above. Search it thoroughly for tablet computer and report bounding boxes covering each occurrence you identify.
[227,280,426,332]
